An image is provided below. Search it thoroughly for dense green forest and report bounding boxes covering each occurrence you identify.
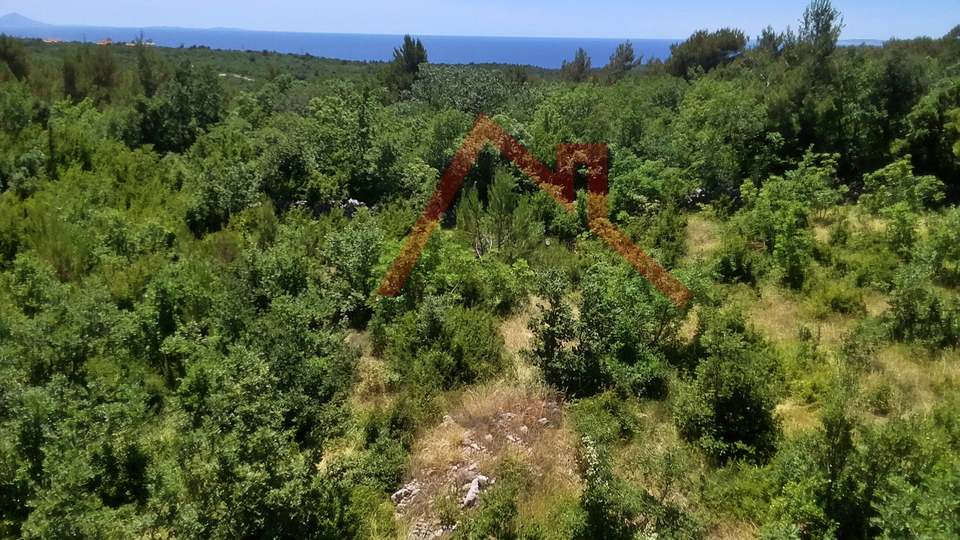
[2,1,960,538]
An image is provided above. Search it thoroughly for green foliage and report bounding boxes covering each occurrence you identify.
[860,157,944,213]
[528,270,592,396]
[321,211,384,324]
[137,61,225,153]
[887,253,960,348]
[736,151,846,288]
[804,276,866,320]
[798,0,845,58]
[603,41,639,85]
[560,48,592,83]
[379,299,505,395]
[609,157,688,217]
[3,14,960,538]
[382,34,427,100]
[672,78,768,190]
[457,169,543,263]
[675,306,780,465]
[665,28,747,80]
[0,35,30,82]
[896,76,960,184]
[410,64,516,115]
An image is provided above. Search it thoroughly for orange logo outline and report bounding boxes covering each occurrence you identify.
[377,114,693,307]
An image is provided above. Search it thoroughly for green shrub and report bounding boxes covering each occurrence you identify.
[714,232,761,285]
[804,276,866,320]
[887,256,960,348]
[675,308,780,465]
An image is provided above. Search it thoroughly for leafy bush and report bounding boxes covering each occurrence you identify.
[675,307,780,465]
[859,157,944,213]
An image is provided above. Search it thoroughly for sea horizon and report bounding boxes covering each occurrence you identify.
[0,19,884,69]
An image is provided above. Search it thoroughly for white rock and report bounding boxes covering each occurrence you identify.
[461,475,490,508]
[391,487,411,504]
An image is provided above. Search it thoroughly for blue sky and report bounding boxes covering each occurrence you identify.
[6,0,958,39]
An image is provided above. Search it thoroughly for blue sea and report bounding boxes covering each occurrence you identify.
[0,23,681,68]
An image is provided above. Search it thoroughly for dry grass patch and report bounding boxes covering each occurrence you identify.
[877,345,935,413]
[813,222,831,245]
[750,286,802,344]
[679,306,701,345]
[814,315,855,349]
[864,290,890,317]
[397,382,581,536]
[500,300,543,387]
[776,401,821,434]
[345,330,396,412]
[706,521,760,540]
[852,212,888,235]
[686,215,721,261]
[501,301,535,357]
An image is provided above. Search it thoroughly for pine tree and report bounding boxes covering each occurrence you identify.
[604,41,639,85]
[383,34,427,100]
[560,48,592,83]
[0,35,29,81]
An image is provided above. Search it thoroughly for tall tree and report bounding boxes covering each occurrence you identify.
[799,0,844,58]
[383,34,427,100]
[0,35,29,82]
[665,28,747,80]
[756,26,785,57]
[560,48,592,83]
[604,41,640,85]
[62,48,81,103]
[134,34,166,98]
[86,46,122,104]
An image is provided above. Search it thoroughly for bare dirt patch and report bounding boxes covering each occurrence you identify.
[395,383,582,538]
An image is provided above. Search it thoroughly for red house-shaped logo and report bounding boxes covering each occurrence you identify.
[378,114,692,307]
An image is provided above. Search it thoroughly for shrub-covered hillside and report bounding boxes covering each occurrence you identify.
[2,2,960,538]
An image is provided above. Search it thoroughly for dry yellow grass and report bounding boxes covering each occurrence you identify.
[928,351,960,398]
[814,315,855,349]
[686,215,722,261]
[750,285,801,344]
[864,290,890,317]
[679,306,701,345]
[706,521,760,540]
[345,330,396,412]
[499,300,543,387]
[872,345,960,414]
[501,301,535,357]
[776,401,821,434]
[852,212,887,235]
[813,223,831,245]
[400,382,581,533]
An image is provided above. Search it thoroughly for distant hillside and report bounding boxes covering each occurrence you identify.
[0,13,48,27]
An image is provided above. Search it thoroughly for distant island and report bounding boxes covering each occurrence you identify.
[0,13,48,27]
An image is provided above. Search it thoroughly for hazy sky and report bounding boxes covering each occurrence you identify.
[6,0,959,39]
